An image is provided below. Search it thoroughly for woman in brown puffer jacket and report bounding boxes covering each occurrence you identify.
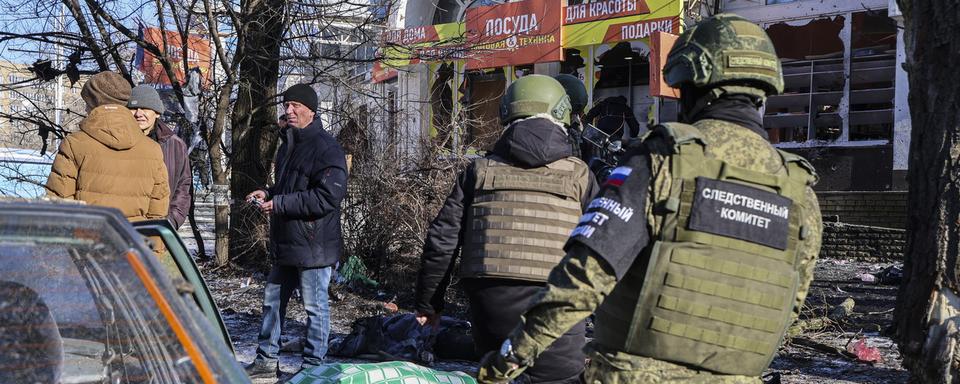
[46,103,169,221]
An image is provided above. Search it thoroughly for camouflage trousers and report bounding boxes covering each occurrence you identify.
[582,350,762,384]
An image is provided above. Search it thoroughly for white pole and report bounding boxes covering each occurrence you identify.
[55,2,64,128]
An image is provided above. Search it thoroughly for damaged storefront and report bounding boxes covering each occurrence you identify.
[728,0,908,229]
[377,0,683,152]
[730,0,904,192]
[375,0,907,225]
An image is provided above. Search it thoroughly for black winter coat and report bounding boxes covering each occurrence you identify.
[584,95,641,139]
[268,118,348,268]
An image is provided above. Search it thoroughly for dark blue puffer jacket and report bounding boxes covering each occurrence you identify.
[268,118,348,268]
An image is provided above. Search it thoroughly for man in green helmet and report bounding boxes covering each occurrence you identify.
[554,74,589,159]
[477,14,822,383]
[415,74,598,383]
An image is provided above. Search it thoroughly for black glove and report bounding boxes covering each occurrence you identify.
[476,347,527,384]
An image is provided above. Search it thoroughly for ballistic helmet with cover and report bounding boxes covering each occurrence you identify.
[553,74,588,115]
[500,74,572,126]
[663,13,784,98]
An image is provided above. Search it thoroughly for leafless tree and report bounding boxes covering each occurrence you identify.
[0,0,405,268]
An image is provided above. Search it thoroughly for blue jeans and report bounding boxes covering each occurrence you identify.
[254,265,332,368]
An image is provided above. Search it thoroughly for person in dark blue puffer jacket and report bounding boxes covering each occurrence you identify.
[244,83,348,379]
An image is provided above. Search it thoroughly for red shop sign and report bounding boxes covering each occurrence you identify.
[464,0,563,69]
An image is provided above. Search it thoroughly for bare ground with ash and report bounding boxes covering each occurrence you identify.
[199,258,908,383]
[767,258,908,383]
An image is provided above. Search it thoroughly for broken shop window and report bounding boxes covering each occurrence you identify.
[560,48,586,80]
[763,11,896,145]
[593,42,649,90]
[849,10,897,142]
[765,16,845,144]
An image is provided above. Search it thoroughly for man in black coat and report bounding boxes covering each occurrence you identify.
[244,84,348,379]
[415,75,598,384]
[584,96,641,139]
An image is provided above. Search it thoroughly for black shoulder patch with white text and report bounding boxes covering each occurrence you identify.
[688,177,792,250]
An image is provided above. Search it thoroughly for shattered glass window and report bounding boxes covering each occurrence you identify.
[764,16,845,143]
[849,11,897,141]
[763,10,898,144]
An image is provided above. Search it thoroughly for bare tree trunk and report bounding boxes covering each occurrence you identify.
[210,81,234,267]
[228,0,284,269]
[894,1,960,382]
[187,179,207,259]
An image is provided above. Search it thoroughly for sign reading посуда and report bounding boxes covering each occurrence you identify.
[464,0,563,70]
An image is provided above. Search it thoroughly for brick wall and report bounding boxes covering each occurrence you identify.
[819,221,905,261]
[817,191,907,229]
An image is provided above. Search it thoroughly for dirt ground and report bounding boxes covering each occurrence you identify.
[767,258,908,383]
[199,257,909,383]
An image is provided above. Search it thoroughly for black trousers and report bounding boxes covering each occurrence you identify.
[463,278,585,384]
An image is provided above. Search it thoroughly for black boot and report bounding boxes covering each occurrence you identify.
[244,359,279,379]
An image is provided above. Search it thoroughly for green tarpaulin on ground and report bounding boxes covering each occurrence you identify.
[288,361,476,384]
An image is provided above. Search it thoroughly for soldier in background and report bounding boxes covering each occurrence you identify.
[554,74,589,160]
[416,75,598,383]
[478,14,823,383]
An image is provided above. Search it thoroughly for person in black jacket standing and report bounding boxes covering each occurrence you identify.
[583,95,641,139]
[415,75,598,383]
[244,84,348,379]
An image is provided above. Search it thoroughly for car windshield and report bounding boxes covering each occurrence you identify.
[0,210,208,384]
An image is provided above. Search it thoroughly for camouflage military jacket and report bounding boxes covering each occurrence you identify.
[508,118,823,382]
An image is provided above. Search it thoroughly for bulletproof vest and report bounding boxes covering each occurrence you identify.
[460,156,589,282]
[593,120,817,376]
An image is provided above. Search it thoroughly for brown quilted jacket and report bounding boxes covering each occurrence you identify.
[46,104,170,221]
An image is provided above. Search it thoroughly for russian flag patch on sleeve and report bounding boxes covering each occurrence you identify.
[603,166,633,187]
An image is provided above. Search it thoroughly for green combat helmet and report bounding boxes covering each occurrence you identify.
[500,74,572,126]
[663,13,783,99]
[553,74,588,115]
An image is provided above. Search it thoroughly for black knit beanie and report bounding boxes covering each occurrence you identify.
[282,84,318,112]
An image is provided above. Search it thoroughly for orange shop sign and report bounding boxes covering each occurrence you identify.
[379,22,465,67]
[371,61,398,84]
[561,0,682,47]
[138,27,212,88]
[464,0,563,70]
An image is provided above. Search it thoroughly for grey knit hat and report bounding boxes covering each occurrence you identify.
[127,85,166,114]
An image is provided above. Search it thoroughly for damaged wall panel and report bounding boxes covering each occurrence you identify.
[463,69,505,151]
[790,145,893,191]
